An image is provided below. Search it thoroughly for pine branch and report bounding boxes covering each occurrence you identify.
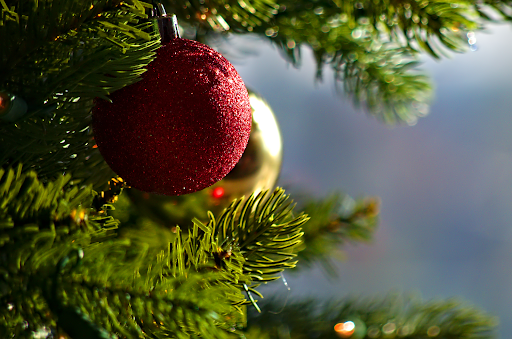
[296,194,379,274]
[55,249,239,339]
[9,186,307,338]
[120,188,309,309]
[240,0,511,123]
[247,0,511,57]
[318,0,476,57]
[479,0,512,21]
[337,46,431,125]
[247,295,498,339]
[203,188,309,288]
[0,165,118,337]
[0,0,160,190]
[0,166,245,338]
[115,188,377,278]
[250,2,433,124]
[116,186,211,229]
[162,0,279,33]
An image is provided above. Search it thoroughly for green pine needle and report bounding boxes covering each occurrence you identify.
[0,0,160,190]
[248,294,498,339]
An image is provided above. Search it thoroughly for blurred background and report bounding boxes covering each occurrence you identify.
[230,23,512,337]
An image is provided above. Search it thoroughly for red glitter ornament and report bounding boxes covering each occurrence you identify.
[92,38,252,195]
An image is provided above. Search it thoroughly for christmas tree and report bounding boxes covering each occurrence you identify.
[1,0,509,338]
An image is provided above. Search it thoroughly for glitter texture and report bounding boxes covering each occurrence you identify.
[92,38,252,195]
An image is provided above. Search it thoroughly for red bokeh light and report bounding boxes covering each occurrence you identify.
[212,187,225,199]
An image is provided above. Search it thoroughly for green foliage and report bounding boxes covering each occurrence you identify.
[112,187,380,273]
[114,187,211,229]
[252,1,436,124]
[0,164,493,338]
[0,0,160,190]
[216,0,509,123]
[296,194,379,273]
[0,165,118,337]
[0,167,308,338]
[207,189,308,284]
[0,164,117,250]
[257,0,512,59]
[479,0,512,21]
[325,0,476,57]
[120,188,309,305]
[247,295,498,338]
[57,246,239,339]
[163,0,279,33]
[93,188,308,336]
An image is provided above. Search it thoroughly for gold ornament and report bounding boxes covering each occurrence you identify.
[206,90,283,210]
[124,90,283,225]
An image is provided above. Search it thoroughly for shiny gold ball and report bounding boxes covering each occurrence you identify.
[206,90,283,209]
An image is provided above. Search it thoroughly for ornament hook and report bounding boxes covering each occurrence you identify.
[153,3,180,43]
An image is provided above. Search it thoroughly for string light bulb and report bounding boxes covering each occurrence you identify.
[334,318,367,339]
[334,321,355,338]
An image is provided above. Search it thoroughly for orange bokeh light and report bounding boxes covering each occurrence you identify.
[334,321,355,338]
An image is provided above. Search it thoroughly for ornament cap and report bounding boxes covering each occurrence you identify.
[152,3,180,43]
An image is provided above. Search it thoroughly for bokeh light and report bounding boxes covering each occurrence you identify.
[334,321,355,338]
[211,186,225,199]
